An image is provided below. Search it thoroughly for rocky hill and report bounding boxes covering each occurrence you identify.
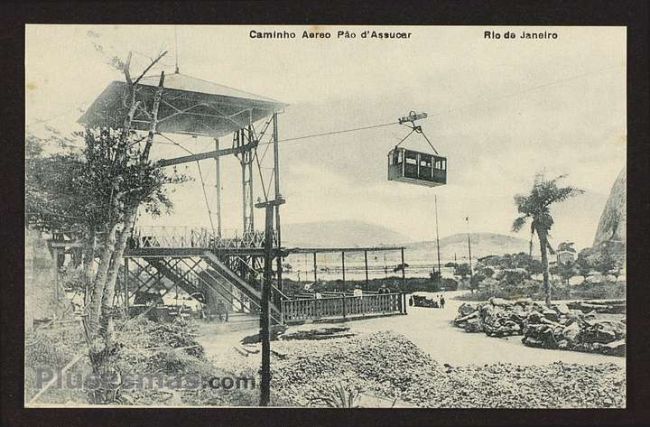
[593,167,626,246]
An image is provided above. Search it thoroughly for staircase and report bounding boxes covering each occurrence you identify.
[202,251,283,322]
[139,251,284,324]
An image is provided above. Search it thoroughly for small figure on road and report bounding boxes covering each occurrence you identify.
[440,295,446,309]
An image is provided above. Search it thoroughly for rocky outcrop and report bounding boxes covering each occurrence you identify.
[594,167,626,247]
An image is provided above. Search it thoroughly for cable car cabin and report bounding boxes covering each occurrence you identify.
[387,147,447,187]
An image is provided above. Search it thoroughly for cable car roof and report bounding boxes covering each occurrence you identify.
[79,72,287,138]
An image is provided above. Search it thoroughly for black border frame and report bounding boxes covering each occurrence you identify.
[1,1,648,426]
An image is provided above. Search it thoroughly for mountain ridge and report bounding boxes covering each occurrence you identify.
[282,220,413,248]
[282,220,529,258]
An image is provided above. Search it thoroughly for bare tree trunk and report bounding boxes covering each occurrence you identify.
[141,71,165,162]
[538,230,551,306]
[83,228,96,306]
[101,207,137,341]
[87,222,119,335]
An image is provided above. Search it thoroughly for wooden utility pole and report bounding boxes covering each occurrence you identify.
[341,251,346,290]
[434,195,442,275]
[255,196,285,407]
[364,250,369,289]
[272,113,283,292]
[400,247,406,314]
[466,216,473,279]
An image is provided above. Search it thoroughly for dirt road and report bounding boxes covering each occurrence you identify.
[196,290,625,369]
[344,291,625,367]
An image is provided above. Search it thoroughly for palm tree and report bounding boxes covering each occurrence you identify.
[512,174,583,306]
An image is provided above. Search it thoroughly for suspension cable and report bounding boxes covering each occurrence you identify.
[157,133,215,233]
[393,128,416,149]
[257,121,400,146]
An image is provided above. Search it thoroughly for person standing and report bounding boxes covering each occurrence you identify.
[440,295,446,309]
[216,299,228,322]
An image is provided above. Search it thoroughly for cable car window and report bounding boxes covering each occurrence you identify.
[406,157,417,165]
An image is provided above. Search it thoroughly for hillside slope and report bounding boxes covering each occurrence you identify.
[407,232,530,262]
[282,220,412,248]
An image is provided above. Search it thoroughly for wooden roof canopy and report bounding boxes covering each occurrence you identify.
[79,73,287,138]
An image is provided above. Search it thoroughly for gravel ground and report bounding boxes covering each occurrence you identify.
[195,291,625,408]
[269,331,625,408]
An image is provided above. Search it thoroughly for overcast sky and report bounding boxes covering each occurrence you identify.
[26,25,626,249]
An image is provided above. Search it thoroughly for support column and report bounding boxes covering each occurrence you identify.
[313,252,317,283]
[214,138,222,237]
[341,251,346,291]
[364,250,369,290]
[255,196,284,407]
[52,248,59,302]
[124,257,130,312]
[401,248,406,314]
[238,129,255,235]
[260,204,273,406]
[272,113,283,292]
[400,248,406,287]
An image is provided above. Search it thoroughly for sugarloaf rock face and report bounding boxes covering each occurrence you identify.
[593,167,626,247]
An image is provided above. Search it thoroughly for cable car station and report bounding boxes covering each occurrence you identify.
[50,71,445,326]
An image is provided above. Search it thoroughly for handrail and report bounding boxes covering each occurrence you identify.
[132,226,276,250]
[202,251,282,317]
[281,292,402,323]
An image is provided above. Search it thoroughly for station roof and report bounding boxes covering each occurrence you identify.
[79,72,287,138]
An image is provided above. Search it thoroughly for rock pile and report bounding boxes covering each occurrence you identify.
[270,331,625,408]
[454,297,540,336]
[523,315,626,356]
[567,299,626,314]
[453,298,626,356]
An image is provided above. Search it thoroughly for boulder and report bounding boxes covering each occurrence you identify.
[603,339,626,356]
[586,273,604,284]
[542,309,559,323]
[463,318,483,333]
[458,303,478,317]
[561,321,581,342]
[514,297,533,306]
[568,275,585,286]
[526,311,543,324]
[580,320,625,344]
[555,303,570,315]
[489,297,513,307]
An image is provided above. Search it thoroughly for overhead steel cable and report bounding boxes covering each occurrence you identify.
[268,121,399,146]
[156,133,215,233]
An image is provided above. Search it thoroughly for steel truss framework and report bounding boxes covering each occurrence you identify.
[118,251,284,324]
[152,113,284,295]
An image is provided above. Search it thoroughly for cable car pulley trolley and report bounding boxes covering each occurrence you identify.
[387,111,447,187]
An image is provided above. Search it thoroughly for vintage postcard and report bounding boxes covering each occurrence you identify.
[24,24,626,408]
